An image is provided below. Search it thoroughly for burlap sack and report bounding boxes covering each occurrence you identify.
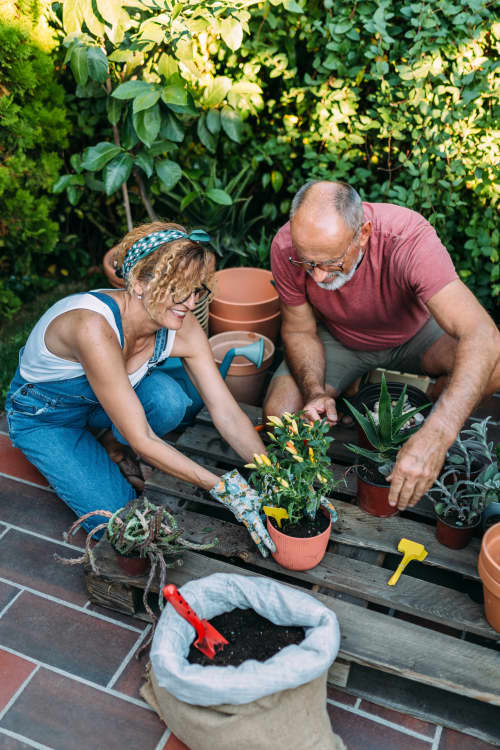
[141,664,346,750]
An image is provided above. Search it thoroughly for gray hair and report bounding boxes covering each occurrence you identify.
[290,181,364,232]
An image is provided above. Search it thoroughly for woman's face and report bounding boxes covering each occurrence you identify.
[139,279,208,331]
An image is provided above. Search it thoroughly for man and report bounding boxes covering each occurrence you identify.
[264,180,500,511]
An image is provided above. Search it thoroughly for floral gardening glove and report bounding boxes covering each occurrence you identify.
[305,495,339,524]
[209,469,276,558]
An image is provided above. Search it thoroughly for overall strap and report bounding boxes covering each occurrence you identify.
[88,292,124,349]
[148,327,168,372]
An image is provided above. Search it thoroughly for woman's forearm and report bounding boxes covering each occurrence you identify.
[132,432,220,490]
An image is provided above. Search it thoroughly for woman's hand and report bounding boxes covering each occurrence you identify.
[209,469,276,557]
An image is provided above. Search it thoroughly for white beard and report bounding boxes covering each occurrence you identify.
[308,249,364,291]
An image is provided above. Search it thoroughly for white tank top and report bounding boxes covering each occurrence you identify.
[20,290,176,386]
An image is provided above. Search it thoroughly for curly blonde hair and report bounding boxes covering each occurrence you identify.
[111,221,215,312]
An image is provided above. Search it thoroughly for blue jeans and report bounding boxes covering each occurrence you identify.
[5,366,192,532]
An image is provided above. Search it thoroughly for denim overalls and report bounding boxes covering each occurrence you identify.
[5,292,192,532]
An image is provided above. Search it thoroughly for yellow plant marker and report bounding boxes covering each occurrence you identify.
[388,538,428,586]
[263,506,289,528]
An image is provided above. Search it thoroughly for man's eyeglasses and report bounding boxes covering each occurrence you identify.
[288,227,362,273]
[173,283,211,305]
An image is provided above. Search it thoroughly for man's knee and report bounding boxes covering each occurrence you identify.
[263,374,303,417]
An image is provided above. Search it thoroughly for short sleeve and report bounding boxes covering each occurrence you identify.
[392,216,458,304]
[270,223,308,306]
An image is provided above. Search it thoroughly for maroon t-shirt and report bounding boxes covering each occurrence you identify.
[271,202,458,351]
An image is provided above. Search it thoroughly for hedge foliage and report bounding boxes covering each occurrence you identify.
[5,0,500,315]
[0,15,71,318]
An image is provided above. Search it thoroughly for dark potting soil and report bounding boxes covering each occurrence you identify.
[269,512,330,538]
[187,607,305,667]
[357,462,389,486]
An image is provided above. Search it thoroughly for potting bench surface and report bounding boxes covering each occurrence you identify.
[84,404,500,746]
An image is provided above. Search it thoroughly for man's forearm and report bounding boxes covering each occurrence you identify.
[282,330,327,401]
[425,327,500,446]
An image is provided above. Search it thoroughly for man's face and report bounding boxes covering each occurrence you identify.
[290,208,370,290]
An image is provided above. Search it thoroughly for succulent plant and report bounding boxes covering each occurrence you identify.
[426,465,499,527]
[344,374,430,476]
[444,417,495,477]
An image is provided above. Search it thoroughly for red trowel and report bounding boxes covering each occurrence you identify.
[163,584,229,659]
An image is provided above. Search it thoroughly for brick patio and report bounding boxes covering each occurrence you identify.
[0,405,499,749]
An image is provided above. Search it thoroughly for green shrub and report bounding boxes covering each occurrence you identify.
[0,19,71,319]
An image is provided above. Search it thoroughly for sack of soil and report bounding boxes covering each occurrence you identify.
[142,573,344,750]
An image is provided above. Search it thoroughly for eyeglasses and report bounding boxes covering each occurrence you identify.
[288,227,362,273]
[172,283,211,305]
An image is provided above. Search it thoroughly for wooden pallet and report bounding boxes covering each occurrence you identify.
[84,405,500,745]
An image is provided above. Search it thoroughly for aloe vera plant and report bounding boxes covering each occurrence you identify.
[344,374,431,477]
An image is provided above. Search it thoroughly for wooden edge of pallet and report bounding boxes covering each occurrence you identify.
[85,542,500,706]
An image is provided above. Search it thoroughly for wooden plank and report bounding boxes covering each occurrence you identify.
[334,499,481,580]
[111,493,497,639]
[141,548,500,705]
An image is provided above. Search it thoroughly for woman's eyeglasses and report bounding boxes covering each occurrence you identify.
[173,283,211,305]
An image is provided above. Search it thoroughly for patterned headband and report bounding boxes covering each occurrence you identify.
[118,229,211,280]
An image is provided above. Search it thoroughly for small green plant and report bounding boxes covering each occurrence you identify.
[444,417,495,477]
[57,496,217,627]
[246,412,341,525]
[344,375,430,477]
[427,466,499,527]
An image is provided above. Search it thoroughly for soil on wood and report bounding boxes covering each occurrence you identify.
[187,607,305,667]
[269,512,330,538]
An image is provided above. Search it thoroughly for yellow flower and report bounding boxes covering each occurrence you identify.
[316,473,327,483]
[308,447,315,462]
[244,463,257,469]
[279,478,290,488]
[260,454,272,467]
[266,432,277,441]
[293,455,304,462]
[254,453,263,465]
[282,412,294,422]
[289,419,298,434]
[267,416,283,427]
[285,441,298,455]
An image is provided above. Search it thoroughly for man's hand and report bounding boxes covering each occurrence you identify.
[387,427,449,510]
[303,393,338,425]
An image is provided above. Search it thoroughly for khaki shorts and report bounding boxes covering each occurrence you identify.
[272,316,445,395]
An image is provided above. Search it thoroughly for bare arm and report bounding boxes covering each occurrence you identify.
[280,301,338,423]
[389,280,500,508]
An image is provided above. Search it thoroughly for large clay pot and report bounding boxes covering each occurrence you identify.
[210,268,279,321]
[478,523,500,632]
[266,508,331,571]
[209,331,275,406]
[356,468,398,517]
[209,309,281,342]
[435,514,480,550]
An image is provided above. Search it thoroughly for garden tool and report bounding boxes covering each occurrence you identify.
[263,506,289,529]
[160,338,265,426]
[387,538,428,586]
[163,584,229,659]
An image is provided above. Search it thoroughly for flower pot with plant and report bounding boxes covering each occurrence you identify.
[343,374,430,517]
[246,412,342,571]
[57,496,217,649]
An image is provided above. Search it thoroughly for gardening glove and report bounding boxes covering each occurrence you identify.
[209,469,276,558]
[304,494,339,524]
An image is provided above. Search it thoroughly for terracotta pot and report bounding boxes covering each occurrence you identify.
[478,523,500,631]
[165,733,190,750]
[115,551,150,576]
[435,515,480,550]
[209,309,281,342]
[356,468,397,517]
[266,508,331,571]
[210,268,279,321]
[103,248,126,288]
[209,331,275,406]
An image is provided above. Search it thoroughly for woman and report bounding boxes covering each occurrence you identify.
[5,221,275,557]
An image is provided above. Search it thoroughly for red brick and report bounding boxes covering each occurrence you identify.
[439,726,498,749]
[327,685,358,706]
[162,734,190,750]
[327,702,431,750]
[359,698,436,737]
[0,649,36,711]
[0,580,18,612]
[0,435,49,487]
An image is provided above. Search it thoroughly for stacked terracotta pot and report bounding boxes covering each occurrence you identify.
[209,268,281,341]
[478,523,500,632]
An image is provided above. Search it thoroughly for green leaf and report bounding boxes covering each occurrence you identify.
[161,84,187,106]
[377,375,392,444]
[67,185,81,206]
[133,88,161,113]
[172,2,183,20]
[220,18,243,51]
[284,0,304,12]
[271,170,283,192]
[52,175,73,193]
[203,77,231,108]
[197,114,217,152]
[70,154,82,173]
[112,81,153,100]
[133,105,161,148]
[70,45,88,86]
[103,153,133,195]
[135,151,154,178]
[107,97,123,126]
[156,159,182,190]
[181,190,200,211]
[87,47,108,83]
[206,188,232,206]
[81,142,122,171]
[206,109,221,134]
[160,111,184,142]
[221,105,243,143]
[121,111,139,150]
